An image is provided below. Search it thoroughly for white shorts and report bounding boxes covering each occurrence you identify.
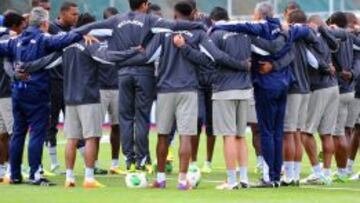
[305,86,340,135]
[345,98,360,128]
[334,92,355,136]
[0,98,13,135]
[64,104,103,139]
[284,94,310,132]
[156,92,198,135]
[247,98,257,124]
[213,99,248,136]
[100,90,119,125]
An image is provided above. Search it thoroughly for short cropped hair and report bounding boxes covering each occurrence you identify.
[255,1,274,19]
[29,7,49,26]
[3,12,25,28]
[76,13,96,28]
[31,0,49,7]
[328,11,348,28]
[103,7,119,19]
[284,1,301,13]
[210,7,229,21]
[288,10,307,24]
[174,1,194,17]
[60,1,78,12]
[128,0,148,11]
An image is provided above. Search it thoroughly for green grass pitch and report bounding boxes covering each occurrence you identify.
[1,129,360,203]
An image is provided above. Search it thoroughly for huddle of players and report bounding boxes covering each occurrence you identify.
[0,0,360,190]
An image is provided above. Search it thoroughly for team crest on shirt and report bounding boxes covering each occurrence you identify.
[118,20,144,29]
[223,32,238,40]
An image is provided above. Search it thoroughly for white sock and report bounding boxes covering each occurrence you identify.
[323,168,332,177]
[227,170,237,186]
[239,167,248,183]
[48,146,59,168]
[313,164,323,177]
[0,164,5,178]
[111,159,119,169]
[34,166,42,181]
[85,168,94,181]
[346,159,354,174]
[178,173,187,184]
[6,164,10,176]
[204,161,211,166]
[338,168,348,177]
[294,162,301,181]
[263,162,270,182]
[284,161,294,181]
[66,169,75,181]
[157,172,166,182]
[257,156,264,167]
[190,161,197,166]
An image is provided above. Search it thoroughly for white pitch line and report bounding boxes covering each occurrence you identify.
[93,175,360,192]
[301,186,360,192]
[90,176,360,192]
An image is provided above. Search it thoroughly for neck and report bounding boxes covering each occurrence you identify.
[58,18,69,28]
[134,9,146,14]
[177,16,191,21]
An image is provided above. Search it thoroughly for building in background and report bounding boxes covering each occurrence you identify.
[2,0,360,21]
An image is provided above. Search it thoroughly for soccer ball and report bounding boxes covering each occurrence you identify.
[187,165,201,188]
[152,161,173,174]
[125,173,148,188]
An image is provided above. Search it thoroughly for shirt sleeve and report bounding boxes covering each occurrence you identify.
[149,15,204,33]
[20,51,63,73]
[213,22,266,36]
[44,32,83,51]
[181,32,250,71]
[115,33,164,68]
[73,16,117,35]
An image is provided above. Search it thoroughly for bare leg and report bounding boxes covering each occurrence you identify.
[85,138,98,168]
[206,135,216,162]
[294,131,303,162]
[157,134,169,173]
[250,123,261,156]
[349,125,360,161]
[236,137,248,167]
[223,136,237,170]
[110,124,120,160]
[321,135,334,170]
[302,133,319,166]
[179,136,193,173]
[65,139,79,170]
[0,133,9,165]
[333,136,348,169]
[190,136,199,163]
[283,132,295,162]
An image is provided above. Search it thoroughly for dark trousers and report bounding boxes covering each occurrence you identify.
[197,87,213,136]
[254,86,287,182]
[10,90,50,180]
[46,80,64,147]
[118,74,155,166]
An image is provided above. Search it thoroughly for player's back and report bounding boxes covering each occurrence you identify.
[156,29,204,93]
[210,29,252,92]
[62,41,100,105]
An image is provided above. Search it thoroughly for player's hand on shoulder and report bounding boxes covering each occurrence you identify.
[83,35,100,45]
[258,61,273,74]
[173,34,186,48]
